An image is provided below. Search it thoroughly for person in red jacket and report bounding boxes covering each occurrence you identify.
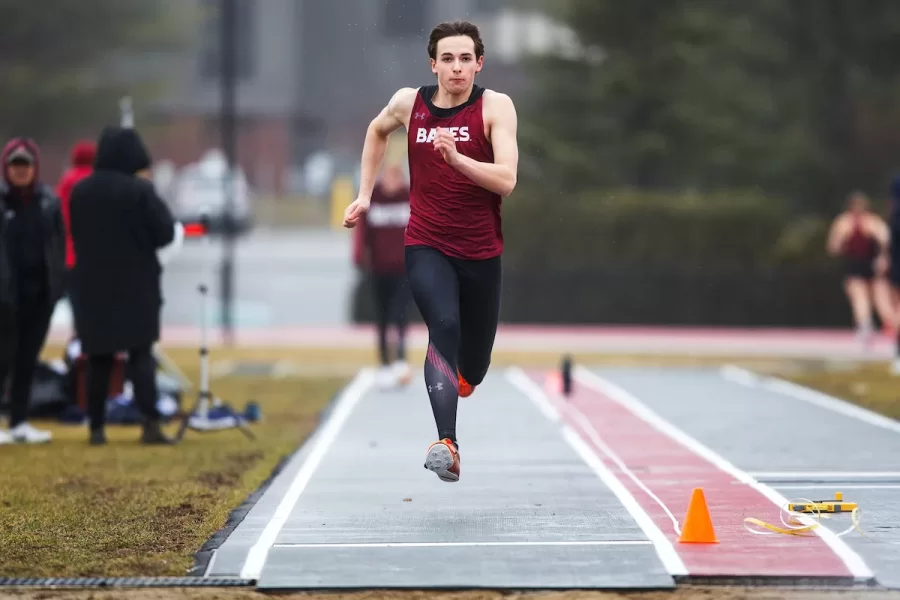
[56,140,96,271]
[353,163,412,389]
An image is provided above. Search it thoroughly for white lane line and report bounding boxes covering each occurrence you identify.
[721,365,900,437]
[273,540,653,549]
[239,368,376,580]
[505,367,688,578]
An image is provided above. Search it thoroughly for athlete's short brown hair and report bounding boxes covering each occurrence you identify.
[427,21,484,60]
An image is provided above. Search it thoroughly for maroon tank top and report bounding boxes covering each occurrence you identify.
[404,85,503,260]
[845,215,877,260]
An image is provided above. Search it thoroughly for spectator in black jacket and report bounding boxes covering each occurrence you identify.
[69,126,177,446]
[0,138,66,445]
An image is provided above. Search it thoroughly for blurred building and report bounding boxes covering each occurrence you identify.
[146,0,569,196]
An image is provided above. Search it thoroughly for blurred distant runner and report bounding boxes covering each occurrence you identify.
[352,163,413,389]
[342,20,519,482]
[826,191,894,347]
[0,138,67,445]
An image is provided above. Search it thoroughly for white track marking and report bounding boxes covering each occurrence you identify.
[273,540,653,549]
[750,471,900,480]
[505,367,688,577]
[505,367,560,422]
[721,365,900,436]
[774,484,900,490]
[239,368,375,580]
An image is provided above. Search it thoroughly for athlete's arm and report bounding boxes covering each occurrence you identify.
[868,216,889,249]
[344,88,415,228]
[826,215,847,256]
[869,216,891,273]
[358,88,414,202]
[438,91,518,197]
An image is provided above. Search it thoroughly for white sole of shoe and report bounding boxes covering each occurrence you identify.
[424,443,459,482]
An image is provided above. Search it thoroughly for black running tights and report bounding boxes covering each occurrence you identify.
[404,245,502,447]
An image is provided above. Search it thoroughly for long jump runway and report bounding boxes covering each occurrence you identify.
[203,364,900,591]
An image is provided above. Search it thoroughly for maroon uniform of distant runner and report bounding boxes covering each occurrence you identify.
[355,182,410,274]
[405,84,502,261]
[353,165,413,382]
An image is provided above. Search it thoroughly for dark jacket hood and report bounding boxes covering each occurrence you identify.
[93,126,152,175]
[2,137,41,192]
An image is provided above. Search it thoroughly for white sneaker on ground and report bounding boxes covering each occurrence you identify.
[375,365,397,390]
[392,360,411,386]
[0,429,13,445]
[857,324,873,350]
[891,359,900,376]
[10,422,52,444]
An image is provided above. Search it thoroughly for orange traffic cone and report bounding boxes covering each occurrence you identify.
[678,488,718,543]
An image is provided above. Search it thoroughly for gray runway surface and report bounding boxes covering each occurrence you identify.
[208,370,675,590]
[767,485,900,590]
[589,366,900,473]
[200,363,900,591]
[586,366,900,590]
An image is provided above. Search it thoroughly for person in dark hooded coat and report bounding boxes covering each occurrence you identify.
[0,137,66,445]
[68,126,176,445]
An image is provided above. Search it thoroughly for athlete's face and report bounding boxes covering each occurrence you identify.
[431,36,483,95]
[849,196,867,213]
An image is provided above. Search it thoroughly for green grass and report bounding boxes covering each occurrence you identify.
[0,345,345,578]
[784,362,900,420]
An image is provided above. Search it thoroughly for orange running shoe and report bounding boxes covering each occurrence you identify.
[458,371,475,398]
[424,438,460,482]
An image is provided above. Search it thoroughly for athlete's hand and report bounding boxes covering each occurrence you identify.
[433,127,459,166]
[343,197,370,228]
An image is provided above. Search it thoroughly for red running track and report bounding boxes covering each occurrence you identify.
[523,368,871,581]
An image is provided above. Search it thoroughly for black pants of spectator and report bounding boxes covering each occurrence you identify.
[64,268,78,337]
[87,346,159,432]
[372,272,410,366]
[0,299,53,428]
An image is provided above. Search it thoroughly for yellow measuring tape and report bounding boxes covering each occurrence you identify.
[743,492,871,539]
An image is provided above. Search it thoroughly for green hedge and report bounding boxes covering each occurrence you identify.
[351,187,851,327]
[350,261,852,327]
[501,187,830,268]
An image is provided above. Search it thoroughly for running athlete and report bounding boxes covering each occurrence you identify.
[826,191,894,347]
[343,20,518,483]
